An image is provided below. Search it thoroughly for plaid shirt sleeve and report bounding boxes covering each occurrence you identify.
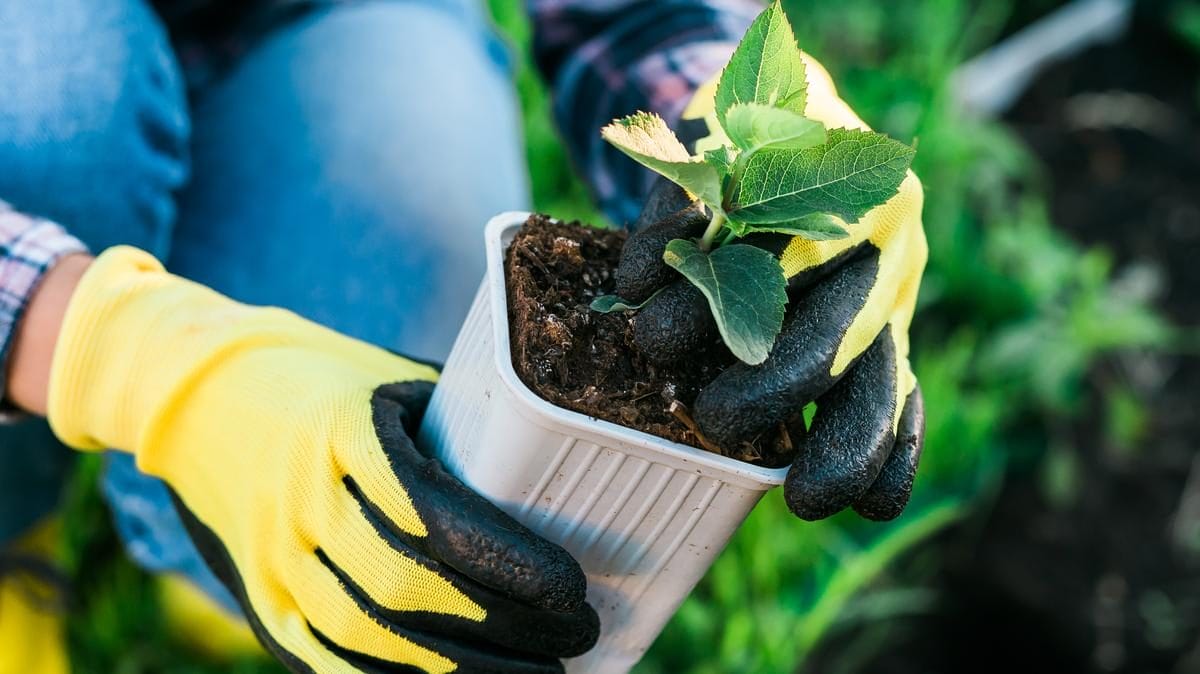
[0,202,89,415]
[528,0,761,226]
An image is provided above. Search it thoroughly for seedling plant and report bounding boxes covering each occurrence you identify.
[592,1,915,365]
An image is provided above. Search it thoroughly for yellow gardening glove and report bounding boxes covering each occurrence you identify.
[615,54,927,522]
[0,518,69,674]
[47,247,599,673]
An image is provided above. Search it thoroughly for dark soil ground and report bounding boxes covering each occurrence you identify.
[505,215,797,467]
[807,15,1200,674]
[969,16,1200,672]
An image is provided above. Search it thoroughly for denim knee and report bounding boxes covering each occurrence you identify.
[0,0,189,257]
[169,0,528,363]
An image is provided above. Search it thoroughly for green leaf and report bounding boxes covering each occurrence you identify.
[705,146,738,205]
[744,213,850,240]
[723,215,750,238]
[601,112,722,209]
[663,240,787,365]
[731,128,914,224]
[714,0,807,124]
[725,103,826,153]
[704,146,738,178]
[590,293,655,313]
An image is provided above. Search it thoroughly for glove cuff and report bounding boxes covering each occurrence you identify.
[48,247,269,451]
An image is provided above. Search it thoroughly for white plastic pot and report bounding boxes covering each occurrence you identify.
[416,212,788,674]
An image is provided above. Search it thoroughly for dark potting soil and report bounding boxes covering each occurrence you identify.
[964,16,1200,672]
[504,214,796,468]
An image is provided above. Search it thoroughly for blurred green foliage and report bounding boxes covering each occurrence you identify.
[60,1,1178,672]
[1169,0,1200,52]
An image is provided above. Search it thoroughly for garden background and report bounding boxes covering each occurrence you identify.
[59,1,1200,672]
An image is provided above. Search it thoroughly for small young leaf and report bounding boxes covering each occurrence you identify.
[723,216,750,238]
[743,213,850,240]
[591,294,655,313]
[714,0,807,124]
[704,146,738,203]
[731,128,914,224]
[602,111,690,162]
[602,112,722,209]
[725,103,826,153]
[704,146,738,178]
[662,240,787,365]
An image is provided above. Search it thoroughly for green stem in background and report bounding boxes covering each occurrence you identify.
[699,211,728,251]
[792,501,964,664]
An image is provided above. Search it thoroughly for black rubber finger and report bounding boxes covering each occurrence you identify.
[692,247,881,447]
[633,178,697,231]
[853,384,926,521]
[676,117,712,154]
[314,625,567,674]
[370,387,589,614]
[783,328,899,521]
[616,203,709,303]
[329,484,600,658]
[630,281,720,364]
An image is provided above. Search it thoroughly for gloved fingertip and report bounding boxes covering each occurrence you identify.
[691,251,886,448]
[851,478,908,521]
[387,447,590,613]
[850,488,904,522]
[783,484,853,521]
[522,541,590,613]
[631,282,718,364]
[693,358,827,450]
[615,206,708,303]
[852,385,925,522]
[423,481,590,613]
[555,603,602,658]
[781,330,899,521]
[632,180,698,231]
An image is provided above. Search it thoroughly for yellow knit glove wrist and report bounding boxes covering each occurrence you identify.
[48,246,433,453]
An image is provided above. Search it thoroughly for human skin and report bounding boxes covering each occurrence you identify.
[7,255,92,415]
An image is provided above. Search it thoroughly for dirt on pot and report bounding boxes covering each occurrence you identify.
[505,214,798,468]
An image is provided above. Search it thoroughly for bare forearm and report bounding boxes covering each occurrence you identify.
[7,255,92,415]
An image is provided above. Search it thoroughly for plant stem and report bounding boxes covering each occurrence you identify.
[699,211,727,252]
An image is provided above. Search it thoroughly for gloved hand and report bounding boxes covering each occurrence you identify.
[615,56,927,522]
[47,247,599,673]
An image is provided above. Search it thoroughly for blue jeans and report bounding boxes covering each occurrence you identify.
[0,0,528,614]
